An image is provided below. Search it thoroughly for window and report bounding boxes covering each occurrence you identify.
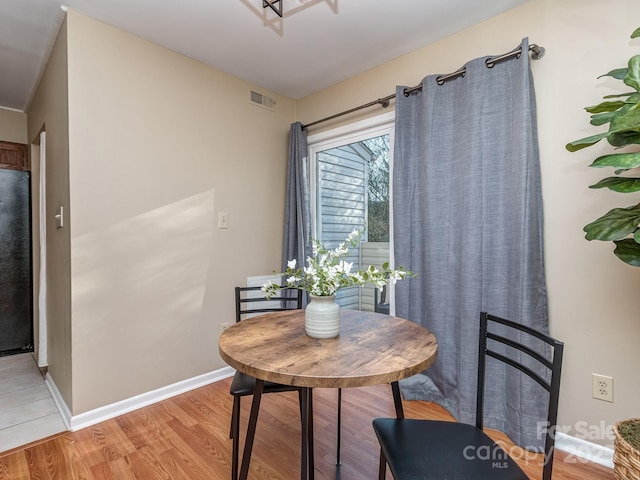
[308,112,395,312]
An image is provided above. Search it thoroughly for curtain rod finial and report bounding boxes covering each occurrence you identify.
[530,44,545,60]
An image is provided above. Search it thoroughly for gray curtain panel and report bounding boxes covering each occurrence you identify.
[393,38,549,450]
[282,122,312,306]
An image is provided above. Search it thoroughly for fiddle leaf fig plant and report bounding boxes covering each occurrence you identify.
[566,27,640,267]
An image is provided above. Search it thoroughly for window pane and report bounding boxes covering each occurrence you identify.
[362,135,390,242]
[315,134,390,312]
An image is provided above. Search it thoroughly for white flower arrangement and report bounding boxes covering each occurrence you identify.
[262,228,414,299]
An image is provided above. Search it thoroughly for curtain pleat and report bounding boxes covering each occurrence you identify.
[282,122,312,306]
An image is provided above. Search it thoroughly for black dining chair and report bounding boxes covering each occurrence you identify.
[229,286,304,480]
[374,285,390,315]
[372,311,564,480]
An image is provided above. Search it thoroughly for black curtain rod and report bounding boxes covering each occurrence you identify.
[302,43,545,130]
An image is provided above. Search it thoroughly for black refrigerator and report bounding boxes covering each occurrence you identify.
[0,168,33,356]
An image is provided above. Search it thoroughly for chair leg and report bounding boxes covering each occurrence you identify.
[378,448,387,480]
[308,389,315,480]
[239,380,264,480]
[298,389,304,420]
[230,396,240,438]
[300,388,311,480]
[336,388,342,467]
[230,396,241,480]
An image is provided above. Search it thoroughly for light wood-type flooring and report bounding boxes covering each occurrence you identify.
[0,353,66,454]
[0,376,614,479]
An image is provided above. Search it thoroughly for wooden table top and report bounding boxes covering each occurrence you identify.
[218,309,438,388]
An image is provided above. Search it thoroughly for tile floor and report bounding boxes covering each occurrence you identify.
[0,353,66,454]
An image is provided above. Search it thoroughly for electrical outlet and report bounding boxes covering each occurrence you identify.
[592,373,614,403]
[220,322,230,335]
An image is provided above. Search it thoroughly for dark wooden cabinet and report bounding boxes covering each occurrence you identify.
[0,141,28,171]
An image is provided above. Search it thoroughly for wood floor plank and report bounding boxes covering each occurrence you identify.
[89,455,136,480]
[70,420,138,469]
[0,377,615,479]
[52,436,95,480]
[124,447,174,480]
[167,418,231,472]
[0,450,29,480]
[160,446,219,480]
[114,407,177,452]
[149,397,199,429]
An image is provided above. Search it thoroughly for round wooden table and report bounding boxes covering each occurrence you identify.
[219,309,438,480]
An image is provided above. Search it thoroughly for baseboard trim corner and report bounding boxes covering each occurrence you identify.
[48,366,234,432]
[555,431,614,469]
[44,372,71,430]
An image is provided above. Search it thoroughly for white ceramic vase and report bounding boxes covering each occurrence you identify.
[305,294,340,339]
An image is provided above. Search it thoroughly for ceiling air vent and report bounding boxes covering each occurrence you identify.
[249,90,276,111]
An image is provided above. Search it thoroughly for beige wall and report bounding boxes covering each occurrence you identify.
[63,10,295,414]
[27,19,73,409]
[297,0,640,448]
[0,108,27,143]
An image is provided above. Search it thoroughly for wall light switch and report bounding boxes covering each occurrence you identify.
[218,212,229,229]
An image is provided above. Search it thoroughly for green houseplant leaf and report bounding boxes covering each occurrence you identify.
[585,100,626,113]
[591,111,619,126]
[589,177,640,193]
[583,204,640,241]
[614,238,640,266]
[598,68,628,80]
[607,103,640,146]
[590,152,640,169]
[624,55,640,91]
[603,92,636,99]
[565,132,609,151]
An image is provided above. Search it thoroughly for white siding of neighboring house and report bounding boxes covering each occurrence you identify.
[316,143,370,308]
[316,143,390,311]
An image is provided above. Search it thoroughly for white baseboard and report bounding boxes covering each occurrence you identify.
[555,431,614,469]
[45,366,235,432]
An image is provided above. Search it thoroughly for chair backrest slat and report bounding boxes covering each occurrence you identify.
[235,286,303,323]
[487,331,554,370]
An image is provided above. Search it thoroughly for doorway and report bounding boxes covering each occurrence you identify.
[0,141,33,357]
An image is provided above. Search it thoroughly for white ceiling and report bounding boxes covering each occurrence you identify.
[0,0,532,112]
